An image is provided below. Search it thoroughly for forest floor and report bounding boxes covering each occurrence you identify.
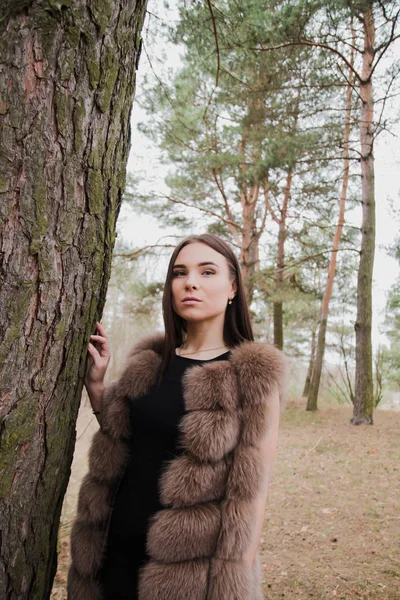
[51,399,400,600]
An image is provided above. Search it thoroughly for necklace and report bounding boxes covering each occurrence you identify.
[177,344,228,357]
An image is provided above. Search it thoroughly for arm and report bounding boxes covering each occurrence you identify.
[242,383,280,566]
[86,321,111,428]
[86,381,104,427]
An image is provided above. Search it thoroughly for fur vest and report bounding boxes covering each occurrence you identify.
[67,333,286,600]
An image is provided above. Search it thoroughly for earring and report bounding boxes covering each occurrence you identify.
[228,299,232,305]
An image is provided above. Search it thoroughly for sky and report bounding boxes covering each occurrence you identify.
[118,3,400,350]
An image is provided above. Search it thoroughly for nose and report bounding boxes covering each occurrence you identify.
[184,272,199,290]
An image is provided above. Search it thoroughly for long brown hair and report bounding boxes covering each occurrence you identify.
[160,234,254,375]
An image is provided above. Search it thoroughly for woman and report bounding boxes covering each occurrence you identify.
[68,233,286,600]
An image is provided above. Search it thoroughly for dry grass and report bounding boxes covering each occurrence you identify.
[261,401,400,599]
[52,400,400,599]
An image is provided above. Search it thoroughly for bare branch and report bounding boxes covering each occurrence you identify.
[141,41,201,137]
[263,180,280,225]
[159,192,244,233]
[280,247,360,274]
[201,0,222,122]
[206,0,221,88]
[211,168,241,244]
[251,39,362,83]
[373,69,399,141]
[337,62,362,103]
[114,243,176,261]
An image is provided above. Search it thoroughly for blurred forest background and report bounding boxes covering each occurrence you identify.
[53,1,400,598]
[112,0,400,414]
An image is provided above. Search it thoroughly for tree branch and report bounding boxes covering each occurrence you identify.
[158,192,244,233]
[251,39,362,82]
[206,0,221,88]
[263,179,280,225]
[211,168,241,244]
[114,242,176,261]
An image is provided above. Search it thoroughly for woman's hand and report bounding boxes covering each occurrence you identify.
[86,321,111,388]
[85,322,111,424]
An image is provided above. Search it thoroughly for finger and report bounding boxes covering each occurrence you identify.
[88,342,98,357]
[95,322,108,338]
[90,335,108,342]
[90,336,110,358]
[88,343,106,364]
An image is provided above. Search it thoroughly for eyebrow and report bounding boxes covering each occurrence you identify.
[172,261,219,269]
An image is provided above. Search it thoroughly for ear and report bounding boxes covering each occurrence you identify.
[230,279,237,298]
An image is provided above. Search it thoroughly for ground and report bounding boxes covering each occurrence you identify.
[51,400,400,599]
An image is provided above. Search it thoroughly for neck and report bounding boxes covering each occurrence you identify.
[181,319,226,355]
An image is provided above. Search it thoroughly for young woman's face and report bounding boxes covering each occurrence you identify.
[171,242,237,324]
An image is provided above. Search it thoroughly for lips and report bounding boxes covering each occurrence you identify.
[182,296,201,303]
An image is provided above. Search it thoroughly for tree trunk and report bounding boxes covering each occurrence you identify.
[0,1,147,598]
[307,32,354,411]
[306,318,328,410]
[273,166,293,350]
[303,325,317,398]
[352,4,375,425]
[240,182,260,303]
[273,302,284,350]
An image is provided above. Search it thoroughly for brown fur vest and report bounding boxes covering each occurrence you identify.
[67,333,286,600]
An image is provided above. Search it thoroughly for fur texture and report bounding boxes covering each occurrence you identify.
[68,333,286,599]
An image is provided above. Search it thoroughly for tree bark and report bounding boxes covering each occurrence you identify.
[240,181,260,303]
[352,4,375,425]
[273,166,293,350]
[0,1,147,598]
[307,31,354,411]
[302,324,317,398]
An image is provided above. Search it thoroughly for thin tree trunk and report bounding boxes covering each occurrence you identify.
[352,5,375,425]
[302,325,317,397]
[240,182,260,302]
[273,166,293,350]
[0,2,147,598]
[307,30,354,411]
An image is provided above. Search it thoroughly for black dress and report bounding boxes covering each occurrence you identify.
[99,350,231,600]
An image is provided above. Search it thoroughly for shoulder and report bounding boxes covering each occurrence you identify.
[230,340,286,386]
[230,340,288,407]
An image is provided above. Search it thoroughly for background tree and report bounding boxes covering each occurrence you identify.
[381,237,400,390]
[252,0,400,422]
[0,1,147,597]
[306,28,355,411]
[129,0,357,354]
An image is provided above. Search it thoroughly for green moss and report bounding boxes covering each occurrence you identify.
[55,88,73,139]
[46,409,70,455]
[0,285,33,368]
[0,396,37,499]
[54,318,67,341]
[32,9,59,69]
[30,177,48,255]
[96,42,119,113]
[81,215,97,256]
[88,138,106,169]
[57,207,78,250]
[89,0,112,37]
[73,5,93,35]
[87,168,104,216]
[0,172,8,193]
[58,19,81,80]
[47,0,72,9]
[86,58,100,89]
[72,97,86,153]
